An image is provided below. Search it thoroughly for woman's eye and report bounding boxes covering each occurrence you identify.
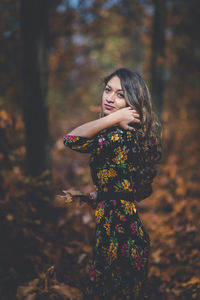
[118,93,124,98]
[104,87,124,98]
[104,87,110,92]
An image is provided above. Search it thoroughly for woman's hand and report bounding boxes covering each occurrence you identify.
[114,107,141,130]
[89,191,98,200]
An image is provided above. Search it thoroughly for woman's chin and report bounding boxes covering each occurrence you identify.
[102,109,114,116]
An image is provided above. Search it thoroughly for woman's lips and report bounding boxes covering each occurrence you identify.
[104,104,114,110]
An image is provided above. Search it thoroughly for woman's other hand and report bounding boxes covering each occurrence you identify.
[114,107,141,130]
[89,191,98,200]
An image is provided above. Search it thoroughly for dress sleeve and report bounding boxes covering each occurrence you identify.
[63,133,95,153]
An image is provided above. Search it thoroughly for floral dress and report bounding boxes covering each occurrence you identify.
[63,125,151,300]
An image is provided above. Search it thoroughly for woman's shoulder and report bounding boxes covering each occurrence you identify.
[100,125,134,133]
[98,125,121,137]
[99,125,137,143]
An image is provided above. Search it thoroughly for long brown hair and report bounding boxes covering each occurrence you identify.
[102,68,162,201]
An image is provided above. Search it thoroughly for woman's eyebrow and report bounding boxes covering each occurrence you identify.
[106,84,124,91]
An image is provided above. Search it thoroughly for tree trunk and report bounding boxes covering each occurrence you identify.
[150,0,166,120]
[20,0,52,178]
[20,0,54,203]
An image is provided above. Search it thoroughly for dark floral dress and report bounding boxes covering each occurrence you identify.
[63,125,151,300]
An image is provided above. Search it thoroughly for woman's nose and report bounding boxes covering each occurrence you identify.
[107,92,115,102]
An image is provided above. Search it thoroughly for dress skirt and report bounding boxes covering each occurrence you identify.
[84,192,151,300]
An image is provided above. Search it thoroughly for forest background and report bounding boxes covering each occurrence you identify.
[0,0,200,299]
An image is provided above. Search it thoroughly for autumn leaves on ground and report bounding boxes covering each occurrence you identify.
[0,102,200,300]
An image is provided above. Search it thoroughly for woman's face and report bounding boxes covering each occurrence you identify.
[102,75,127,115]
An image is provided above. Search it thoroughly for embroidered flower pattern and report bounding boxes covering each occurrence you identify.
[120,199,137,215]
[97,168,117,185]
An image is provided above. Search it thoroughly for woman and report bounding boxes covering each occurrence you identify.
[63,68,162,300]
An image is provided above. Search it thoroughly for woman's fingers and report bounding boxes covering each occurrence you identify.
[128,107,140,119]
[89,191,97,200]
[133,117,141,123]
[120,107,141,125]
[131,113,140,122]
[126,125,135,130]
[119,122,135,130]
[132,111,140,118]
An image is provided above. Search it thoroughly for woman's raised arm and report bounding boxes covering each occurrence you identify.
[68,107,140,138]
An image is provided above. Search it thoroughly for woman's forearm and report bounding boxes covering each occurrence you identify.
[68,113,119,138]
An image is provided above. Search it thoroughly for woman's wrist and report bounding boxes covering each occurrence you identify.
[102,111,120,129]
